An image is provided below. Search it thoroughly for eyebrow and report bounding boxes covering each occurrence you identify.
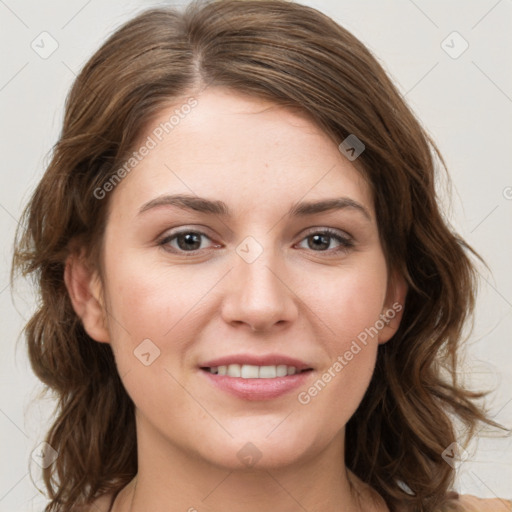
[138,194,371,221]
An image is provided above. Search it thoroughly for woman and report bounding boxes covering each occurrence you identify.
[12,0,510,511]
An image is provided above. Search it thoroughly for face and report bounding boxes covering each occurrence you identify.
[78,87,403,471]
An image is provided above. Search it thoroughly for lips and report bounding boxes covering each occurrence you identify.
[199,354,314,401]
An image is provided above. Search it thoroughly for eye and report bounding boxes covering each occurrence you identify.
[158,230,217,253]
[296,228,354,254]
[158,227,354,256]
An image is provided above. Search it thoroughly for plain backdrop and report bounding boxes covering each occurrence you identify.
[1,0,511,510]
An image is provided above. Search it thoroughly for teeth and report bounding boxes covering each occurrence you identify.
[206,364,304,379]
[277,365,288,377]
[227,364,241,377]
[259,365,276,378]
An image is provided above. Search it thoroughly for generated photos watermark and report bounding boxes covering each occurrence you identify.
[93,96,198,200]
[297,301,403,405]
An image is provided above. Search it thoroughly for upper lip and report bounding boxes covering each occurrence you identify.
[200,354,313,371]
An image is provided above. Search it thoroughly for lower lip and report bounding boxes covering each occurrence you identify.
[200,369,313,401]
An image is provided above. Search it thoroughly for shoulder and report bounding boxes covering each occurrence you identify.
[450,494,512,511]
[82,491,116,512]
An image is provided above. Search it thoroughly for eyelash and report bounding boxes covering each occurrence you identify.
[157,228,354,256]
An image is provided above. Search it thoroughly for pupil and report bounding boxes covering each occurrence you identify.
[179,233,201,251]
[310,234,329,250]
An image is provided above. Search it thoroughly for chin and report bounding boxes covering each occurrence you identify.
[193,427,327,472]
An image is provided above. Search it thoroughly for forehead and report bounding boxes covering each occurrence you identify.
[109,87,373,221]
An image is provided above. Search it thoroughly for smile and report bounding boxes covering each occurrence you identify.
[199,355,314,400]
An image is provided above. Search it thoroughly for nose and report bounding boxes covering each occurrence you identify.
[220,246,299,333]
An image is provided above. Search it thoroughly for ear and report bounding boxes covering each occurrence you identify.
[378,271,408,345]
[64,251,110,343]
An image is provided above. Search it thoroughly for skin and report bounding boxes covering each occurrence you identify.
[65,87,407,512]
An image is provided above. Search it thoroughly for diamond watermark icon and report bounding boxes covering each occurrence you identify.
[236,236,263,264]
[31,442,58,468]
[441,31,469,59]
[237,442,262,467]
[31,31,59,59]
[134,338,161,366]
[442,442,468,469]
[338,134,365,161]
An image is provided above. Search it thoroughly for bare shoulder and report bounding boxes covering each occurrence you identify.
[455,494,512,511]
[82,491,116,512]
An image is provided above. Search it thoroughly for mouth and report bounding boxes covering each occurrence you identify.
[200,364,313,379]
[198,355,314,400]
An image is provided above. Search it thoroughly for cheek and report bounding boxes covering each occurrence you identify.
[104,250,207,337]
[310,259,389,344]
[297,345,377,445]
[296,298,382,436]
[101,248,223,392]
[295,259,387,416]
[100,253,202,420]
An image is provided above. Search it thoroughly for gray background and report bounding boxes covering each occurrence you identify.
[1,0,511,510]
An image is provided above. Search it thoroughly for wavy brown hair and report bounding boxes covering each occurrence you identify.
[11,1,506,511]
